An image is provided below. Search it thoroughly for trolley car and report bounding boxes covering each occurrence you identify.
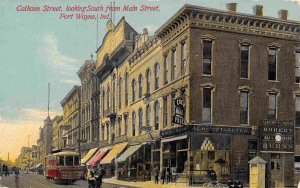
[45,150,86,184]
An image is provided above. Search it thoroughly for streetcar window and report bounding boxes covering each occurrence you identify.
[74,156,79,166]
[58,156,64,166]
[65,156,73,166]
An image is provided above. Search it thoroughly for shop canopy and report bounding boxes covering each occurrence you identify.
[161,135,187,143]
[87,147,110,169]
[81,148,98,164]
[116,144,143,163]
[100,142,128,165]
[35,163,42,169]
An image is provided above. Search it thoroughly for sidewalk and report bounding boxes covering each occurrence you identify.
[103,178,199,188]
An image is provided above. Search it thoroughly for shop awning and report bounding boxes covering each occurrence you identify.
[100,142,128,165]
[81,148,98,164]
[35,163,42,168]
[87,147,110,169]
[116,144,143,163]
[161,135,187,143]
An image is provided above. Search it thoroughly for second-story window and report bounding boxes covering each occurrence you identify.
[240,91,249,125]
[295,51,300,83]
[125,72,129,106]
[203,40,212,75]
[132,111,136,136]
[164,54,169,85]
[124,114,129,137]
[268,93,277,120]
[181,41,187,76]
[268,47,278,81]
[202,88,212,123]
[107,86,110,110]
[139,75,143,98]
[138,108,143,134]
[172,47,177,81]
[146,69,151,94]
[241,44,250,79]
[119,77,122,109]
[146,105,151,127]
[132,79,137,102]
[295,96,300,127]
[154,101,160,130]
[163,96,168,128]
[155,63,160,89]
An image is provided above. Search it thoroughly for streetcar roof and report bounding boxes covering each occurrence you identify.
[48,151,79,157]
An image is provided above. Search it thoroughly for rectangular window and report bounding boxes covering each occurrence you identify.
[164,54,169,85]
[172,48,177,81]
[268,93,277,120]
[268,48,277,81]
[202,88,212,123]
[163,97,168,128]
[118,118,122,136]
[296,96,300,127]
[181,41,187,76]
[240,91,249,125]
[171,93,176,127]
[295,52,300,83]
[119,78,122,109]
[203,40,212,75]
[125,115,129,137]
[125,75,129,105]
[241,45,250,78]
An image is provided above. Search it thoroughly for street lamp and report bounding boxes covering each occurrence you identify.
[28,135,31,148]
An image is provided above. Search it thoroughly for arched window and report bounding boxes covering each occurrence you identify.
[113,74,116,112]
[146,69,151,94]
[132,111,136,136]
[154,101,160,130]
[155,63,160,89]
[119,77,122,109]
[146,105,151,127]
[107,86,110,110]
[139,75,144,98]
[138,108,143,134]
[125,72,129,105]
[132,79,137,102]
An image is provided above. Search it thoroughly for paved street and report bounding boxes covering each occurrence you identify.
[0,173,134,188]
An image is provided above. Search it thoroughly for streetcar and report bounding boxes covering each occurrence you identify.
[45,150,86,184]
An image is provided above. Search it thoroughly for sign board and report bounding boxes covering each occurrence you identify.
[260,120,294,153]
[140,126,152,132]
[172,97,185,125]
[160,125,252,138]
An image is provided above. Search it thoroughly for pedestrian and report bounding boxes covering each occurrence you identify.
[87,168,96,188]
[153,166,159,184]
[95,165,105,188]
[208,167,217,182]
[161,168,166,184]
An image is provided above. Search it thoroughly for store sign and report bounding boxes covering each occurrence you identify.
[192,125,252,135]
[172,97,185,125]
[260,120,294,153]
[160,125,251,138]
[160,126,189,138]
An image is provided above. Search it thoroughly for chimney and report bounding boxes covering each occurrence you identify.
[253,5,263,16]
[226,3,237,12]
[143,28,148,35]
[278,9,288,20]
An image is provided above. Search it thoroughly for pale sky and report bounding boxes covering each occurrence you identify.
[0,0,299,161]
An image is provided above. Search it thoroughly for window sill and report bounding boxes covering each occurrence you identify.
[268,80,279,83]
[240,78,250,80]
[239,124,251,126]
[202,74,212,77]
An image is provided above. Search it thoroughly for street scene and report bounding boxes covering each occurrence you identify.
[1,0,300,188]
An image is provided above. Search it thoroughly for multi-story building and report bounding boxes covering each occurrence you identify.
[60,86,81,151]
[89,3,300,186]
[77,59,100,156]
[52,115,63,150]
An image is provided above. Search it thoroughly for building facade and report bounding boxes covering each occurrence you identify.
[77,59,100,156]
[60,86,81,151]
[89,3,300,187]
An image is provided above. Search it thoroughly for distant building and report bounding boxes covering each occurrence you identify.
[60,86,81,152]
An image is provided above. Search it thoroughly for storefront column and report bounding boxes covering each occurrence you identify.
[188,134,191,185]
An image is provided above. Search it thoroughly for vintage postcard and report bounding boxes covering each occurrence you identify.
[0,0,300,187]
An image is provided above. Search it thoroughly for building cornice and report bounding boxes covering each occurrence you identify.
[156,4,300,42]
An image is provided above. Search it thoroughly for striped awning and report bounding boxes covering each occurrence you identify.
[116,144,142,163]
[81,148,98,164]
[100,142,128,164]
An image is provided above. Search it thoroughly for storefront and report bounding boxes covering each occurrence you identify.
[159,125,252,184]
[116,143,151,181]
